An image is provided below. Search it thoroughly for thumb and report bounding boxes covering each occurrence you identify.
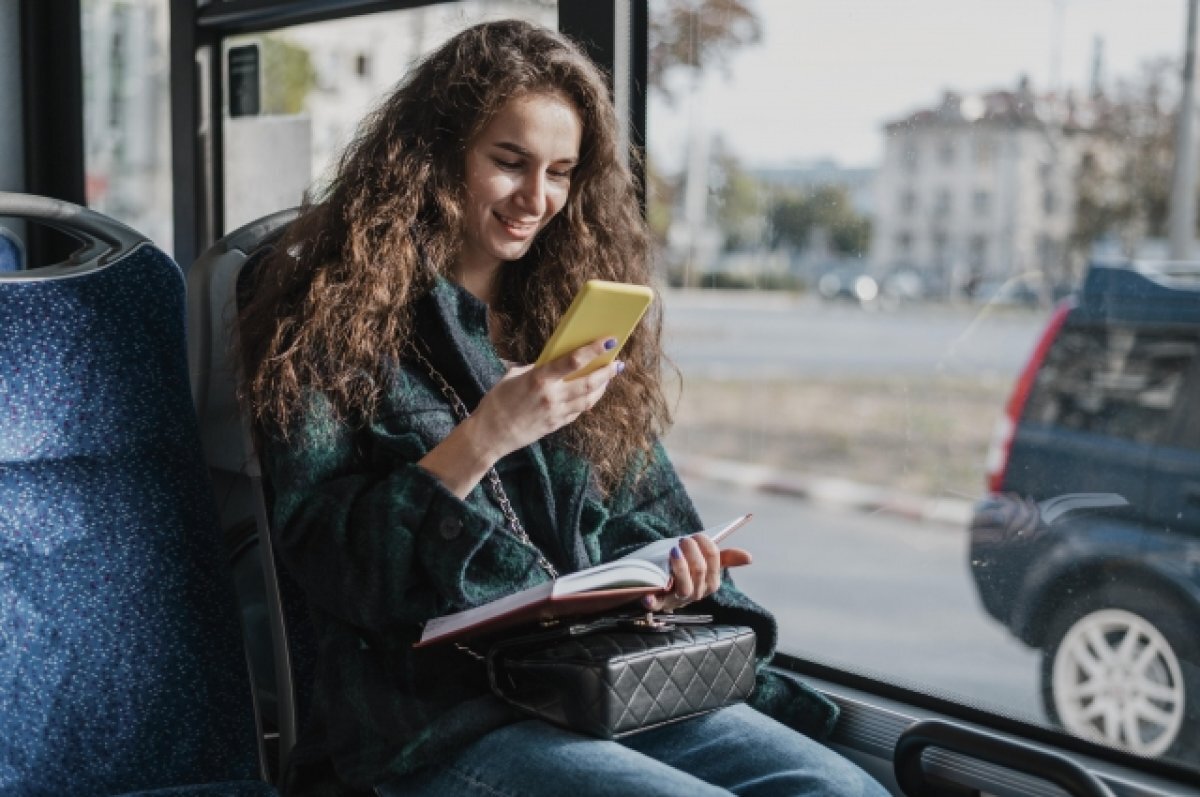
[719,548,752,568]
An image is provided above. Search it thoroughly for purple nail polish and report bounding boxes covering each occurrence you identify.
[641,595,655,608]
[670,546,682,559]
[604,338,618,350]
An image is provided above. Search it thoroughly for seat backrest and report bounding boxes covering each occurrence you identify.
[188,208,318,780]
[0,193,272,795]
[0,225,25,271]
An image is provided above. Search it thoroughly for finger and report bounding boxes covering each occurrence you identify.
[677,537,707,602]
[668,544,695,603]
[543,337,617,379]
[689,533,723,595]
[641,592,675,612]
[719,548,753,568]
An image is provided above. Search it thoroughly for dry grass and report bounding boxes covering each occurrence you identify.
[664,374,1010,500]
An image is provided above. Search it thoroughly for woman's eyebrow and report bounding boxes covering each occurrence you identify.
[493,141,578,164]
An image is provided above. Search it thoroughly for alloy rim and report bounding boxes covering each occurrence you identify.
[1052,608,1185,757]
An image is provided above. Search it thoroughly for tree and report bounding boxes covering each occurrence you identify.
[767,185,870,257]
[649,0,762,102]
[1072,58,1180,255]
[261,35,317,116]
[710,141,764,250]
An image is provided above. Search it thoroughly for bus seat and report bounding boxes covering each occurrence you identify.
[0,193,274,796]
[0,225,25,271]
[188,208,318,783]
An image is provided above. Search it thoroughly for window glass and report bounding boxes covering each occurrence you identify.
[220,0,557,233]
[649,0,1197,768]
[81,0,173,253]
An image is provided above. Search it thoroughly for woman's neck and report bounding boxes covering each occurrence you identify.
[453,258,501,308]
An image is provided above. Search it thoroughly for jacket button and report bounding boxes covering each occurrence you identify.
[438,517,463,540]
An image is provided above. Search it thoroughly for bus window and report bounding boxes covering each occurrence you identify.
[648,0,1199,772]
[82,0,173,253]
[220,0,558,233]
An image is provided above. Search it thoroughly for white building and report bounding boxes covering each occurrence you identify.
[870,79,1092,298]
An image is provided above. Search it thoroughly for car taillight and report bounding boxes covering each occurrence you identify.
[985,300,1074,493]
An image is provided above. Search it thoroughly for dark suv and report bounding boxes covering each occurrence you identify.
[969,261,1200,761]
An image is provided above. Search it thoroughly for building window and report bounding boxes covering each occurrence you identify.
[1043,189,1056,215]
[974,137,994,165]
[934,188,951,217]
[938,139,955,165]
[899,191,917,215]
[972,190,990,216]
[902,145,919,172]
[896,232,913,256]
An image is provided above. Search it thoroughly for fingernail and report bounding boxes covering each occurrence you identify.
[604,338,618,350]
[670,546,682,559]
[641,595,655,608]
[614,360,625,375]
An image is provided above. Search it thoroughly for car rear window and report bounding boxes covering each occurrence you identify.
[1022,324,1198,445]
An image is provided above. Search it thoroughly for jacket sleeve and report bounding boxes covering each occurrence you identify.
[263,390,553,637]
[582,442,706,564]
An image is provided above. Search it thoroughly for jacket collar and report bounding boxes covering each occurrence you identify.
[411,278,591,571]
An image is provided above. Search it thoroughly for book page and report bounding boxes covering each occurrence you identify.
[550,557,669,597]
[615,514,753,571]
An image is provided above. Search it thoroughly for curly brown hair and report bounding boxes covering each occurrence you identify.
[239,19,671,491]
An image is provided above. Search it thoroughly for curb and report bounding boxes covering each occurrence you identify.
[669,452,974,528]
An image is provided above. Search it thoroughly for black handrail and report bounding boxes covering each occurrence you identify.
[895,719,1116,797]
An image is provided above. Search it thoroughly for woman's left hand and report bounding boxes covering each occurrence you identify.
[641,534,753,613]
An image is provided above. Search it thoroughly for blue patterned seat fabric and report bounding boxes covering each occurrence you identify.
[0,242,274,795]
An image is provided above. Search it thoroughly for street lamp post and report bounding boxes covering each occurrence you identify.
[1169,0,1199,260]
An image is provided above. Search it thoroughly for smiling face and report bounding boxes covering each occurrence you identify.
[456,91,583,290]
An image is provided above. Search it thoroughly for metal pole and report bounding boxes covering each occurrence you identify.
[1169,0,1199,260]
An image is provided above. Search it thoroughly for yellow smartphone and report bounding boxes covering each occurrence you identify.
[534,280,655,380]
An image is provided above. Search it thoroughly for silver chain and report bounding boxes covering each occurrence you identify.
[407,341,559,580]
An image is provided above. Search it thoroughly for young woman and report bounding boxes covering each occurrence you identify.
[240,19,889,797]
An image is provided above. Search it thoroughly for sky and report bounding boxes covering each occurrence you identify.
[647,0,1185,171]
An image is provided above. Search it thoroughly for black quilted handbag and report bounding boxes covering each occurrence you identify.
[486,614,757,739]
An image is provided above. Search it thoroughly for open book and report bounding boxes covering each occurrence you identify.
[415,513,752,647]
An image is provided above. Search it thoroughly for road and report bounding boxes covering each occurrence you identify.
[661,290,1050,379]
[658,289,1050,725]
[684,474,1047,725]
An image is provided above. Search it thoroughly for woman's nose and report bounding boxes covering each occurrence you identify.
[514,172,547,216]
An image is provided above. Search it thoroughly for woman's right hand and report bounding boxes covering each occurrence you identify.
[418,338,620,499]
[470,336,623,461]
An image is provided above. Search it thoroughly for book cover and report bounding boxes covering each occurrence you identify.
[415,514,751,647]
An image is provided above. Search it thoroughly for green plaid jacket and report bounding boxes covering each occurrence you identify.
[264,278,838,795]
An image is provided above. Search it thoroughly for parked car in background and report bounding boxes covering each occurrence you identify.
[969,261,1200,760]
[816,265,878,303]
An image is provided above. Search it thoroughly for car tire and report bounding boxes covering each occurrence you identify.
[1040,583,1200,760]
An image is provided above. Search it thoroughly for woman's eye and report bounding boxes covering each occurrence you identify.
[494,158,522,171]
[548,167,574,181]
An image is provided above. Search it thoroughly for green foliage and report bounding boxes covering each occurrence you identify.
[1072,58,1180,253]
[261,35,317,116]
[711,143,764,250]
[664,268,806,291]
[767,184,871,256]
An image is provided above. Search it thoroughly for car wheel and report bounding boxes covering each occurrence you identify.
[1040,584,1199,759]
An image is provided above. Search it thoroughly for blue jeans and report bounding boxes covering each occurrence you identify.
[377,704,889,796]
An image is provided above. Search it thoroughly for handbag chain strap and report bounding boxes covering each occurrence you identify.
[406,340,559,580]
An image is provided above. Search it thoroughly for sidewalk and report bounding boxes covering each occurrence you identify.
[669,451,975,528]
